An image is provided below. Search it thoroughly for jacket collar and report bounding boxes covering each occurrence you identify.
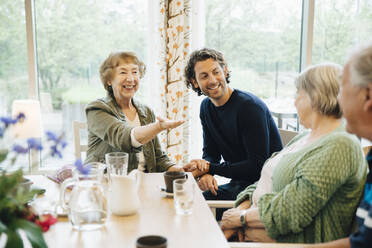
[104,92,147,120]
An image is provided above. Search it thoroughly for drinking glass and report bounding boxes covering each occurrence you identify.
[173,178,194,215]
[105,152,128,176]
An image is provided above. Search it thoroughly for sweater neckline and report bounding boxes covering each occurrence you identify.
[288,121,346,153]
[214,88,237,110]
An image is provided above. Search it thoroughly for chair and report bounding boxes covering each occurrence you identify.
[73,121,88,160]
[270,111,299,131]
[278,128,298,146]
[207,200,235,217]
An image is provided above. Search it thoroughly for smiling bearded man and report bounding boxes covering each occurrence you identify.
[182,48,283,219]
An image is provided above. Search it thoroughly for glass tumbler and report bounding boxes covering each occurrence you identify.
[173,178,194,215]
[105,152,129,176]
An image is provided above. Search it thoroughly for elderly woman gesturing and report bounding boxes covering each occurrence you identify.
[85,51,183,173]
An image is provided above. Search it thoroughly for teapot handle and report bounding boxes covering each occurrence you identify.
[59,178,75,211]
[128,169,143,188]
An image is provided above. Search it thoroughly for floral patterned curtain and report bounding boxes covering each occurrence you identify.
[158,0,191,166]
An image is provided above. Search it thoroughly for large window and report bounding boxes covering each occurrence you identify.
[204,0,302,124]
[3,0,372,169]
[0,0,29,116]
[0,0,29,168]
[34,0,149,166]
[312,0,372,65]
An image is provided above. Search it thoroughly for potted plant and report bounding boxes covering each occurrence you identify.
[0,113,66,248]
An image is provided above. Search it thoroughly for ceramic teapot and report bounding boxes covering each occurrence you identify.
[108,169,142,216]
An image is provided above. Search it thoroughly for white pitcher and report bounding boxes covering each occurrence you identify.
[108,169,142,216]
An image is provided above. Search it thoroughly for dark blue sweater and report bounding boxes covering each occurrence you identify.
[350,149,372,248]
[200,89,283,183]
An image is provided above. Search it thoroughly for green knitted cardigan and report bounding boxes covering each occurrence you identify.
[235,125,367,243]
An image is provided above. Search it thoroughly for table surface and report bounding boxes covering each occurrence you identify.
[28,173,229,248]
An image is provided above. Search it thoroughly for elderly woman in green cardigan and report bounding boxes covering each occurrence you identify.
[85,51,184,173]
[220,63,368,244]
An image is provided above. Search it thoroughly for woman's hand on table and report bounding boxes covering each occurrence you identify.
[223,228,244,241]
[220,207,244,230]
[237,200,251,210]
[243,227,275,242]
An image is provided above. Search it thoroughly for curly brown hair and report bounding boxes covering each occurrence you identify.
[184,48,230,96]
[99,51,146,92]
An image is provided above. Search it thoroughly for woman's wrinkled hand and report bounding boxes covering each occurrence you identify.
[157,116,184,131]
[220,208,244,230]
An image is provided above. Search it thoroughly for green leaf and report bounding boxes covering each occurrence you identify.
[0,149,8,163]
[12,219,47,248]
[4,228,23,248]
[0,220,7,232]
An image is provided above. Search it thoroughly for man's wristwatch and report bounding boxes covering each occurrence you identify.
[240,210,248,226]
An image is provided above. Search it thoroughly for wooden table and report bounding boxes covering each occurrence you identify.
[28,173,229,248]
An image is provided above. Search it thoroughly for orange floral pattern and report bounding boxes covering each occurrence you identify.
[158,0,191,166]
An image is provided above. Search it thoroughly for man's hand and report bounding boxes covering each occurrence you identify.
[191,168,206,178]
[190,159,210,172]
[197,174,218,195]
[167,166,184,172]
[157,116,184,131]
[220,208,244,230]
[183,159,210,172]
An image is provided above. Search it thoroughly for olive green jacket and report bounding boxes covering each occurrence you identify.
[84,94,174,173]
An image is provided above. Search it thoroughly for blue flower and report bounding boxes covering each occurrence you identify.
[61,140,67,149]
[16,113,25,121]
[13,144,29,154]
[0,113,25,128]
[0,127,4,138]
[45,131,58,142]
[74,159,91,176]
[50,145,62,158]
[45,131,67,158]
[27,138,43,151]
[0,117,18,126]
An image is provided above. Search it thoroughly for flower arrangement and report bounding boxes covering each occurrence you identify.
[0,113,67,248]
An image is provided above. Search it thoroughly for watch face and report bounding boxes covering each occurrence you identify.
[240,211,246,225]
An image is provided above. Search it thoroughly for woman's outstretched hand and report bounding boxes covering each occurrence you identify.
[157,116,184,130]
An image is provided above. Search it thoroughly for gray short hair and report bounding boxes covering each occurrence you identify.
[295,63,343,118]
[349,43,372,87]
